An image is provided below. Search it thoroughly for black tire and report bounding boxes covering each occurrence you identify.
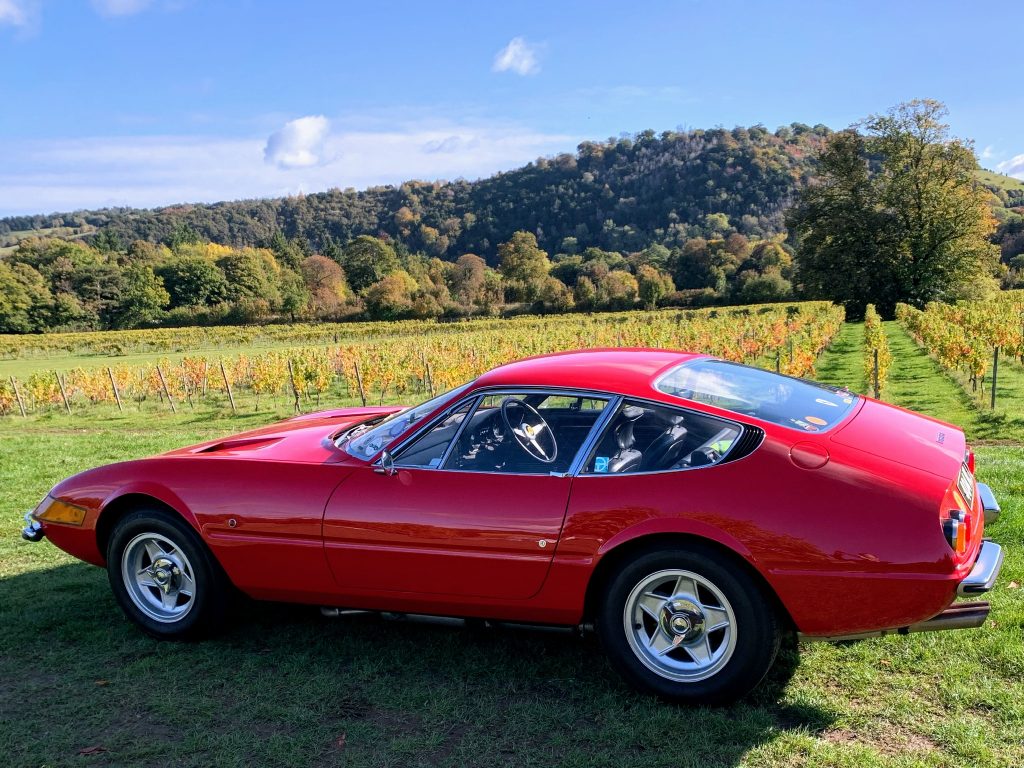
[106,508,228,640]
[596,544,781,705]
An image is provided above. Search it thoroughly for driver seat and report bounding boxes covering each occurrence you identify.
[608,406,644,473]
[640,414,688,471]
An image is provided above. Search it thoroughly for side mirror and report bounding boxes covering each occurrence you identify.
[375,450,397,476]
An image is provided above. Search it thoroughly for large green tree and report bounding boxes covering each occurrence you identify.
[497,231,552,302]
[341,235,401,292]
[789,100,998,316]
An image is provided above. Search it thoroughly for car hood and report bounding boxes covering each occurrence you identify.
[163,406,403,464]
[829,398,965,479]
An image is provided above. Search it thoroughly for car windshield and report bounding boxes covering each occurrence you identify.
[655,359,858,433]
[339,381,474,460]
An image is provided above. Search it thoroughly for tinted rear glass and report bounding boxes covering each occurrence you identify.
[655,359,858,434]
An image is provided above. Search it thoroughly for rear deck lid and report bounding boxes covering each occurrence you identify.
[829,398,965,479]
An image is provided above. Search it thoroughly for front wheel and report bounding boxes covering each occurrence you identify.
[596,545,781,705]
[106,509,228,639]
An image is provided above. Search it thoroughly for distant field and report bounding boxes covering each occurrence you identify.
[977,168,1024,194]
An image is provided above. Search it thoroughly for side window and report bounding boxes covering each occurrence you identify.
[584,399,741,475]
[393,400,475,468]
[445,392,609,475]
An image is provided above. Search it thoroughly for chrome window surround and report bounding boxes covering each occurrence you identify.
[381,386,621,477]
[577,396,750,478]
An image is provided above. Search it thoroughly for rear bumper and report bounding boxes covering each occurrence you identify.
[21,511,44,542]
[958,540,1003,597]
[977,482,1000,525]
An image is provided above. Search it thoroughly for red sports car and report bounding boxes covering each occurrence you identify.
[22,349,1003,704]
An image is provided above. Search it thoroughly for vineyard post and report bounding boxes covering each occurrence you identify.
[55,371,71,414]
[775,350,781,373]
[219,360,236,414]
[201,360,209,398]
[788,337,794,367]
[10,376,26,417]
[426,361,435,397]
[873,348,880,400]
[107,367,123,411]
[287,360,302,414]
[991,346,999,410]
[156,366,176,413]
[354,361,367,406]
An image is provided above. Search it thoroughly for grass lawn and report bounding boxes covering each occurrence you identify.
[1,324,1023,767]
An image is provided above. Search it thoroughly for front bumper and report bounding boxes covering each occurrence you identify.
[958,540,1004,597]
[21,511,44,542]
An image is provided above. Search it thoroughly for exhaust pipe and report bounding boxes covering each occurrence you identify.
[800,601,990,643]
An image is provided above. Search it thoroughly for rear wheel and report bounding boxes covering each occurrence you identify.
[106,509,227,639]
[597,545,781,705]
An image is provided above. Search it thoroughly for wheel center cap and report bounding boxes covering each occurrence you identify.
[660,598,704,640]
[151,557,177,589]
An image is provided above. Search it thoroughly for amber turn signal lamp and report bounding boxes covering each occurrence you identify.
[36,497,88,526]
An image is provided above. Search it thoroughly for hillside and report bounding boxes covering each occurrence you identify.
[0,124,833,262]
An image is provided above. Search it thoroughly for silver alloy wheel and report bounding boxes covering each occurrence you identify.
[623,568,737,682]
[121,532,197,623]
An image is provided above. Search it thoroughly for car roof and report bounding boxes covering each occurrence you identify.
[474,348,706,398]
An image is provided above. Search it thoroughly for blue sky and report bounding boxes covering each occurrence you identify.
[1,0,1021,217]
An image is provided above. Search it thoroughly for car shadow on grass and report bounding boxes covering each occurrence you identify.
[1,562,835,768]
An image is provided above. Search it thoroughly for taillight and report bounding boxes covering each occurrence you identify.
[965,448,975,474]
[944,510,971,554]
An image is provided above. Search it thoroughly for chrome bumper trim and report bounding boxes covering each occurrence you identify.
[21,511,44,542]
[800,601,991,643]
[977,482,1000,525]
[958,540,1003,596]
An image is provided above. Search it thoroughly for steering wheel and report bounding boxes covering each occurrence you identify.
[500,397,558,464]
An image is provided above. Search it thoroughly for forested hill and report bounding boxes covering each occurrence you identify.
[0,124,835,261]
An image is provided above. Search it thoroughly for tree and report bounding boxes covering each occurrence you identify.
[157,257,228,307]
[0,262,52,332]
[278,268,310,320]
[112,264,169,328]
[449,253,487,310]
[341,235,400,292]
[636,264,674,309]
[364,269,418,319]
[789,100,998,316]
[497,231,551,301]
[597,270,639,310]
[300,255,348,314]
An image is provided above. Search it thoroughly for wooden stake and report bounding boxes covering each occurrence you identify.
[354,360,367,406]
[219,360,236,415]
[991,346,999,411]
[156,366,176,413]
[287,359,302,413]
[55,371,71,414]
[10,376,26,417]
[107,367,123,411]
[873,348,880,399]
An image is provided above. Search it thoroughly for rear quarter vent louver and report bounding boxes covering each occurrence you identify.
[721,426,764,464]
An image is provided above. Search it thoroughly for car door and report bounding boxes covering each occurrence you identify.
[322,390,613,600]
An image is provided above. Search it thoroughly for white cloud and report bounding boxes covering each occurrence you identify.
[263,115,331,169]
[981,145,996,160]
[0,120,577,215]
[91,0,152,16]
[996,154,1024,179]
[0,0,29,27]
[492,37,541,76]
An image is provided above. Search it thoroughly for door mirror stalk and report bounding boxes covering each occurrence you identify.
[375,450,397,476]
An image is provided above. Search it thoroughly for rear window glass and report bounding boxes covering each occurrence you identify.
[655,359,858,434]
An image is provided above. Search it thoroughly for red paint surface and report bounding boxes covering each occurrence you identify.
[35,349,986,636]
